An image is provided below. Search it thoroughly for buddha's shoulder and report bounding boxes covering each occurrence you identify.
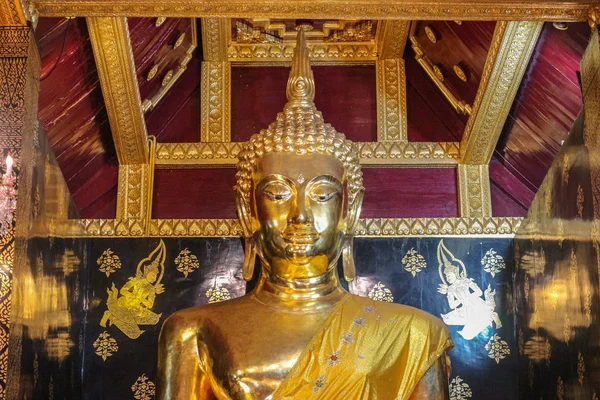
[348,294,448,332]
[160,295,255,333]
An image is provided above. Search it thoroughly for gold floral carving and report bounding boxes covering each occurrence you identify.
[116,164,150,220]
[424,26,437,43]
[174,248,199,278]
[578,352,585,385]
[155,141,460,167]
[401,248,426,277]
[87,17,149,165]
[453,65,467,82]
[146,64,158,81]
[93,331,118,361]
[206,283,231,303]
[201,18,228,61]
[376,58,407,141]
[485,333,510,364]
[154,17,166,27]
[0,0,26,26]
[32,2,593,21]
[449,376,472,400]
[457,164,492,218]
[143,19,197,113]
[131,374,155,400]
[201,61,230,142]
[481,248,505,277]
[227,43,378,63]
[461,21,543,164]
[97,248,121,277]
[378,20,410,60]
[368,282,394,303]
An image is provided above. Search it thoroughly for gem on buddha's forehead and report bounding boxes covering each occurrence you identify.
[297,174,305,184]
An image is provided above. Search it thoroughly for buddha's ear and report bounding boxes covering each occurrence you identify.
[234,187,253,238]
[346,188,364,235]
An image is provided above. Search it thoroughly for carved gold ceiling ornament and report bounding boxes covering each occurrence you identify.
[146,64,158,81]
[161,69,174,87]
[155,17,166,27]
[424,25,437,43]
[453,64,468,82]
[173,32,185,49]
[432,64,444,82]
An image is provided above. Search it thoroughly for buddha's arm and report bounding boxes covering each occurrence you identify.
[156,315,213,400]
[408,356,450,400]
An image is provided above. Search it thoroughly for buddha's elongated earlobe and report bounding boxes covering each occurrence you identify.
[242,237,256,281]
[343,237,356,282]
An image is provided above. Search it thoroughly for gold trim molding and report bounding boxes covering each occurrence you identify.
[76,217,522,237]
[32,2,594,21]
[378,20,410,60]
[457,164,492,218]
[201,18,228,61]
[87,17,149,164]
[200,61,231,142]
[376,58,407,141]
[0,0,26,26]
[116,164,151,220]
[155,141,460,167]
[461,21,543,164]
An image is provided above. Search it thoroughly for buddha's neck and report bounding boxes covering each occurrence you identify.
[252,265,347,313]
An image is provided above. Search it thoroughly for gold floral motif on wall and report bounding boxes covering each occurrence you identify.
[481,248,505,277]
[367,282,394,303]
[578,352,585,385]
[401,248,426,277]
[563,314,571,343]
[174,248,200,278]
[563,153,570,184]
[577,184,584,217]
[206,283,231,303]
[93,331,118,361]
[100,241,166,339]
[449,376,472,400]
[557,376,564,400]
[485,334,510,364]
[131,374,155,400]
[97,248,122,277]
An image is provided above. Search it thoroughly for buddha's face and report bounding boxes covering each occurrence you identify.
[250,152,346,279]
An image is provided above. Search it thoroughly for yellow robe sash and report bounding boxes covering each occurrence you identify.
[272,294,453,399]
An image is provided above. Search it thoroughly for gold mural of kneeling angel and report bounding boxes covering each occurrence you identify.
[100,240,166,339]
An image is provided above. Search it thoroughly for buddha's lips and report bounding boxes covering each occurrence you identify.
[282,229,320,244]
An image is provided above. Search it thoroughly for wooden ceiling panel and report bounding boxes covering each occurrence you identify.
[36,17,118,218]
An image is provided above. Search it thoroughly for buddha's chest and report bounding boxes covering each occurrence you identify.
[205,313,326,399]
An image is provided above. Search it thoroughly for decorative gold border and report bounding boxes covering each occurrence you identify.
[87,17,149,164]
[201,18,228,61]
[461,21,543,164]
[376,58,407,141]
[457,164,492,218]
[32,1,593,21]
[75,217,522,237]
[142,18,198,113]
[155,141,460,167]
[116,164,150,220]
[200,61,231,142]
[0,0,26,26]
[378,20,410,60]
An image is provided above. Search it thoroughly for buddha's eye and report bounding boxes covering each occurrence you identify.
[262,182,292,202]
[308,184,338,203]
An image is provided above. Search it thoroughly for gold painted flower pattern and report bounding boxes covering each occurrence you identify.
[368,282,394,303]
[401,248,426,277]
[174,248,200,278]
[449,376,472,400]
[93,331,118,361]
[481,249,505,278]
[97,249,121,277]
[206,283,231,303]
[578,352,585,385]
[485,334,510,364]
[131,374,156,400]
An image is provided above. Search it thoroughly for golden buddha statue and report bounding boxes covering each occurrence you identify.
[157,26,453,400]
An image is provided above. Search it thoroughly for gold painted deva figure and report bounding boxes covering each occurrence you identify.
[157,26,453,400]
[100,240,165,339]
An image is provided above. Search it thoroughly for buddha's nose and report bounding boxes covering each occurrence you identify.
[288,195,313,225]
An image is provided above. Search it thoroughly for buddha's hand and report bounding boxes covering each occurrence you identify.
[437,284,448,295]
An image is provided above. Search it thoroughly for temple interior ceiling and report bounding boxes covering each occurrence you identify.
[33,17,590,221]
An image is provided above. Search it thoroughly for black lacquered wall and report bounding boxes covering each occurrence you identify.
[84,236,515,399]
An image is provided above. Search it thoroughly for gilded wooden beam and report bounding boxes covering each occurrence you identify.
[457,164,492,218]
[155,141,460,167]
[201,18,228,61]
[0,0,27,26]
[376,58,407,141]
[87,17,149,164]
[76,217,522,237]
[378,20,410,60]
[33,1,594,21]
[200,61,231,142]
[460,21,543,165]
